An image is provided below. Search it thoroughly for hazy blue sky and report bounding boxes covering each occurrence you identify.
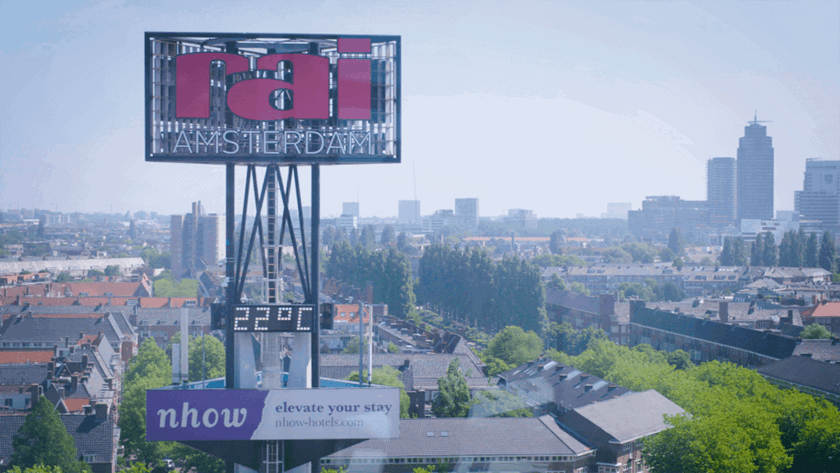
[1,0,838,219]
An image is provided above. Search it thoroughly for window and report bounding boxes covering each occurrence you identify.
[83,454,96,463]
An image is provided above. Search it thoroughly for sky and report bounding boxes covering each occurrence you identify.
[1,0,838,219]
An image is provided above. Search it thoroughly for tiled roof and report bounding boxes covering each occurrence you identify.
[0,363,49,385]
[326,416,592,459]
[562,390,685,443]
[757,356,840,396]
[62,398,90,413]
[792,338,840,362]
[0,350,54,364]
[499,358,632,412]
[631,308,798,360]
[0,315,121,347]
[801,301,840,318]
[545,290,601,314]
[334,304,370,324]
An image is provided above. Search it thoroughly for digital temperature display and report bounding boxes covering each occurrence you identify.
[232,304,314,332]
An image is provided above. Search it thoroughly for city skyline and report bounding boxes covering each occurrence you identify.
[1,1,838,219]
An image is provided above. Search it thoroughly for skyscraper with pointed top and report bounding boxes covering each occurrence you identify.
[737,112,774,221]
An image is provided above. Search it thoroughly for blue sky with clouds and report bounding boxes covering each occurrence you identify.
[1,0,838,219]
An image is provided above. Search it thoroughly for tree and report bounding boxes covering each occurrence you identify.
[662,282,685,302]
[169,333,227,382]
[805,232,819,268]
[54,272,73,283]
[665,350,693,370]
[36,220,45,238]
[387,342,399,354]
[346,366,410,418]
[431,359,474,418]
[546,273,567,291]
[751,233,764,266]
[801,324,831,339]
[668,228,684,256]
[120,340,172,465]
[380,225,395,246]
[341,337,368,355]
[762,232,777,266]
[104,265,120,277]
[720,238,733,266]
[569,281,589,296]
[819,231,836,273]
[359,225,375,248]
[470,390,532,418]
[549,230,564,255]
[485,326,542,367]
[396,232,409,253]
[672,257,684,270]
[168,444,223,473]
[11,397,90,473]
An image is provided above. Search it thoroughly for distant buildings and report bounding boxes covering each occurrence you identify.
[794,159,840,229]
[398,200,421,225]
[707,157,737,227]
[601,203,631,220]
[627,196,707,242]
[170,202,224,279]
[505,208,538,229]
[454,198,480,231]
[342,202,360,218]
[737,115,775,221]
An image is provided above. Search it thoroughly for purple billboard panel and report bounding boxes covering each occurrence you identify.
[145,33,401,166]
[147,388,400,441]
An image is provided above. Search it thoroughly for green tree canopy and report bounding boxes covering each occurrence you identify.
[549,230,564,255]
[819,231,836,273]
[380,225,395,246]
[119,339,173,465]
[485,326,543,367]
[346,366,410,418]
[469,390,533,418]
[801,323,832,339]
[668,227,684,256]
[11,397,90,473]
[431,359,474,418]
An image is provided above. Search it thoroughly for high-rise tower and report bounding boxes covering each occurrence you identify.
[707,157,737,227]
[737,112,774,221]
[795,159,840,227]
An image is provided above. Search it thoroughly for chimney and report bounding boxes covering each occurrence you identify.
[584,384,593,393]
[81,355,89,369]
[71,374,79,392]
[47,361,55,379]
[365,281,373,305]
[79,332,84,341]
[607,384,618,393]
[720,302,729,323]
[787,309,794,325]
[629,299,646,316]
[29,384,41,408]
[599,294,616,316]
[555,364,565,372]
[95,403,109,421]
[403,359,410,370]
[64,336,70,347]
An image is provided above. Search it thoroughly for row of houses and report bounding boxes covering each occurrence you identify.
[554,264,831,297]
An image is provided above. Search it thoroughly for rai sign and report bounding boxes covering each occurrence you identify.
[146,388,400,441]
[145,33,400,165]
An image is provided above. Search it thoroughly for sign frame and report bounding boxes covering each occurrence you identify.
[146,388,401,441]
[145,32,401,166]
